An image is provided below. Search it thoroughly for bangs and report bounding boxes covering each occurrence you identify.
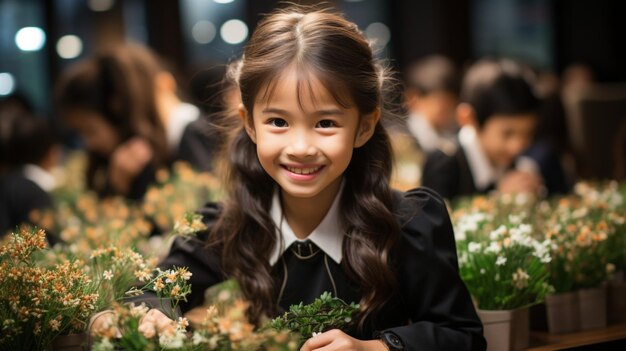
[255,63,355,112]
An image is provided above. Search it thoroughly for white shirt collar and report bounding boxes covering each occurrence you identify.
[458,125,501,191]
[22,164,56,192]
[407,113,441,153]
[269,183,345,265]
[166,102,200,151]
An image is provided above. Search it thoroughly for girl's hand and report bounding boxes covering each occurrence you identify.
[138,308,176,338]
[89,310,120,338]
[300,329,388,351]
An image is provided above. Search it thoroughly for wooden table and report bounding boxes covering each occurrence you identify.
[526,324,626,350]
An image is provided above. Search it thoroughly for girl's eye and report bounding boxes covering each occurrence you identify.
[316,120,336,128]
[268,118,288,127]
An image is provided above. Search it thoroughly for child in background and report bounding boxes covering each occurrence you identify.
[0,109,59,241]
[403,55,460,155]
[387,56,461,190]
[55,44,211,200]
[422,58,544,201]
[122,6,485,351]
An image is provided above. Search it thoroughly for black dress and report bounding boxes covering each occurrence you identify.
[133,187,486,351]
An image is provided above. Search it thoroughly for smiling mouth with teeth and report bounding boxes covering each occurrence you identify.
[285,166,323,175]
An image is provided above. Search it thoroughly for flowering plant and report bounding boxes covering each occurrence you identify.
[539,192,624,292]
[92,275,298,351]
[0,227,98,350]
[143,162,222,233]
[89,246,157,312]
[453,204,553,310]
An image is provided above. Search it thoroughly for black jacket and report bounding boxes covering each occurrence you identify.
[133,187,486,351]
[422,148,483,201]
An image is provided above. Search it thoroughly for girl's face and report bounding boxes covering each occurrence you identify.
[65,109,120,157]
[244,67,377,200]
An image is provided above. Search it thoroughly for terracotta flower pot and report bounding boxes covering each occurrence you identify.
[545,292,580,334]
[478,308,529,351]
[578,286,607,330]
[49,333,89,351]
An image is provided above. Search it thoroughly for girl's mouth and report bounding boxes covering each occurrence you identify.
[285,165,322,175]
[282,165,325,180]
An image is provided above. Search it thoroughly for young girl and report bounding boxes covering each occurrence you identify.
[130,6,485,350]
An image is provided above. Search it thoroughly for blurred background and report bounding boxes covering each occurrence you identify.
[0,0,625,182]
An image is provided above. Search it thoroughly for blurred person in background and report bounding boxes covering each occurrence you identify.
[0,107,59,242]
[403,55,460,155]
[387,56,461,190]
[522,69,575,195]
[55,44,212,200]
[0,93,36,175]
[422,58,544,200]
[181,59,242,172]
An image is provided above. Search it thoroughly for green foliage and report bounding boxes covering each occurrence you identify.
[266,292,359,345]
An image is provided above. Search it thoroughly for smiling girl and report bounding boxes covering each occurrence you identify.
[130,6,485,351]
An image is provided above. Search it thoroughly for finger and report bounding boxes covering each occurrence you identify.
[301,330,343,351]
[301,332,331,351]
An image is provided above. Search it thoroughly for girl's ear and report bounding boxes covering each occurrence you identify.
[457,103,478,129]
[354,108,381,148]
[239,104,257,143]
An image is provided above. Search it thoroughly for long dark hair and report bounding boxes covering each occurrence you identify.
[209,5,400,327]
[54,44,169,194]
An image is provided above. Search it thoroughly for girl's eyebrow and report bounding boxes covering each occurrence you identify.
[261,107,345,116]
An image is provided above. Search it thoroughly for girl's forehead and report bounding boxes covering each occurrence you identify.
[254,65,353,110]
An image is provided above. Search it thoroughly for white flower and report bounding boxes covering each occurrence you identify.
[532,240,552,263]
[512,268,530,289]
[49,319,61,331]
[454,227,467,241]
[496,256,507,266]
[489,225,507,240]
[177,317,189,330]
[159,328,186,349]
[508,214,522,224]
[192,331,208,346]
[129,303,149,318]
[103,270,114,281]
[480,269,486,275]
[485,242,502,254]
[468,242,482,253]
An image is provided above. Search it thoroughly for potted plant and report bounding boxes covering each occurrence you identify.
[453,204,552,351]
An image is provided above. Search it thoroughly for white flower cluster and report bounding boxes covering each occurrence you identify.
[453,212,491,241]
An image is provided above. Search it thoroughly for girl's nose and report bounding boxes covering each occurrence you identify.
[286,133,317,158]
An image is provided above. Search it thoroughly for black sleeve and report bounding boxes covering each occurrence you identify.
[421,150,458,201]
[176,119,220,172]
[127,204,226,315]
[386,188,486,351]
[1,174,52,230]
